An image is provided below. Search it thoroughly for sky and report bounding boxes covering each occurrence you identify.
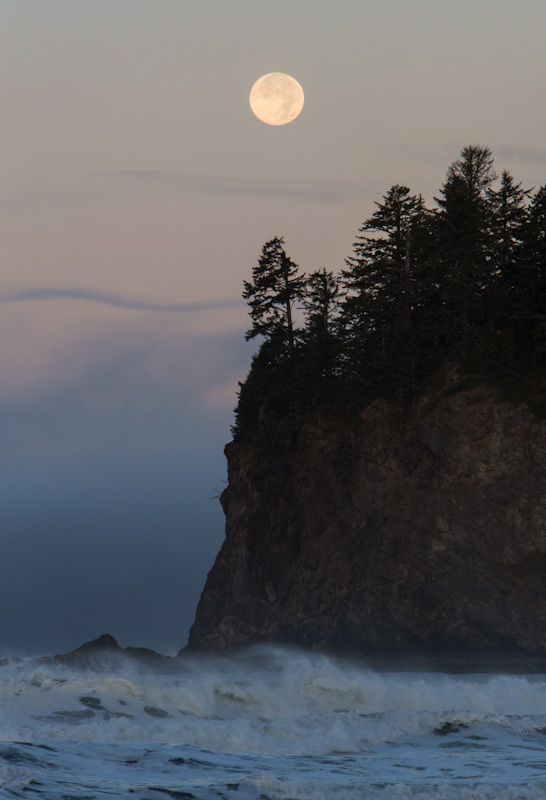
[1,0,545,656]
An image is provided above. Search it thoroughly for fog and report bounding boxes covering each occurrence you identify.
[0,309,251,657]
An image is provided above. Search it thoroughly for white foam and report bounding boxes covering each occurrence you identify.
[2,647,546,750]
[2,647,546,796]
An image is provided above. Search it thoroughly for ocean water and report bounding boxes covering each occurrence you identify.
[1,647,546,799]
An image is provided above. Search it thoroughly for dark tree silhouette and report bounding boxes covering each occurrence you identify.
[341,185,428,399]
[243,236,305,356]
[234,237,306,439]
[488,170,530,281]
[301,268,341,396]
[433,146,498,353]
[232,147,546,441]
[446,144,497,194]
[518,185,546,358]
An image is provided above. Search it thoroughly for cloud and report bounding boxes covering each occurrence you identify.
[0,286,242,313]
[105,170,372,204]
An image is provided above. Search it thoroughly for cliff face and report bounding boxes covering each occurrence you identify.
[187,384,546,656]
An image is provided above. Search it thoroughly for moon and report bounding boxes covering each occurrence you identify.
[249,73,304,126]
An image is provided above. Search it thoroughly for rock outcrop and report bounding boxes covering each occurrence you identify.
[187,382,546,659]
[43,634,174,671]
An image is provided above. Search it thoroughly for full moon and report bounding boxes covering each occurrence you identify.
[249,73,304,126]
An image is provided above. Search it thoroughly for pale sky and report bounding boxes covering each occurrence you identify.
[1,0,545,654]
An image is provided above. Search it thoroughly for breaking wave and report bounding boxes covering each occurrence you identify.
[1,646,546,798]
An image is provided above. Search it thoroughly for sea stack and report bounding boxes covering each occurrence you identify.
[186,382,546,658]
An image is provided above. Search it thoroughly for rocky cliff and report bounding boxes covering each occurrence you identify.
[187,382,546,658]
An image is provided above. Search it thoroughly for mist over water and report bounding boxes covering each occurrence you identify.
[2,646,546,798]
[0,316,251,657]
[0,449,226,656]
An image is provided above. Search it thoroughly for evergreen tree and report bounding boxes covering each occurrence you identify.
[487,170,530,281]
[433,145,497,353]
[301,268,340,395]
[445,144,497,195]
[303,269,339,341]
[341,185,428,397]
[482,171,531,375]
[234,237,306,439]
[518,186,546,358]
[243,236,305,356]
[232,335,291,439]
[232,147,546,441]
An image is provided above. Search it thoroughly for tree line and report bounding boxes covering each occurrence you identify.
[233,145,546,441]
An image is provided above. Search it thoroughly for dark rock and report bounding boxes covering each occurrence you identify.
[79,696,105,710]
[44,634,123,669]
[125,646,171,666]
[433,721,469,736]
[184,382,546,666]
[144,705,171,718]
[40,634,177,671]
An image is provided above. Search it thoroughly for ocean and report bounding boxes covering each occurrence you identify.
[1,646,546,799]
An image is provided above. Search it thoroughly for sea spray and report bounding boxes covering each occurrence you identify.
[2,646,546,797]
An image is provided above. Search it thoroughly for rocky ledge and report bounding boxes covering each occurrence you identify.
[186,381,546,661]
